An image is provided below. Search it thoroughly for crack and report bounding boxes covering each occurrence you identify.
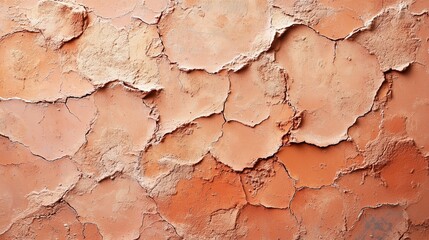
[333,41,338,63]
[64,98,81,122]
[0,133,55,162]
[82,222,103,239]
[144,194,184,239]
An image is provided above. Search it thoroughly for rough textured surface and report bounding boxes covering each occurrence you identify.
[275,25,384,146]
[0,97,96,160]
[0,31,94,101]
[352,6,421,71]
[159,0,275,73]
[32,0,87,48]
[1,0,429,239]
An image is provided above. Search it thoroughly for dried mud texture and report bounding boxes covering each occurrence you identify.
[1,0,429,239]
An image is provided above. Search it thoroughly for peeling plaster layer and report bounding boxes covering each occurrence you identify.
[1,0,429,239]
[0,97,96,160]
[352,6,421,71]
[32,0,87,49]
[0,31,94,102]
[159,0,275,72]
[277,141,363,188]
[0,137,80,234]
[275,25,384,146]
[66,176,157,240]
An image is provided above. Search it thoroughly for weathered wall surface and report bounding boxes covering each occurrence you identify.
[0,0,428,239]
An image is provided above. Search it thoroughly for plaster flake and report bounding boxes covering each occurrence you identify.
[159,0,275,73]
[406,178,429,225]
[235,205,299,239]
[353,7,421,71]
[154,156,246,239]
[348,111,382,151]
[225,55,287,127]
[76,20,161,92]
[140,114,224,183]
[411,0,429,14]
[1,203,86,239]
[0,137,80,234]
[0,0,35,37]
[1,1,429,239]
[276,25,384,146]
[240,159,295,208]
[77,0,170,27]
[32,0,87,49]
[150,60,229,137]
[211,103,294,171]
[277,141,363,188]
[337,140,428,226]
[0,97,96,160]
[384,64,429,156]
[66,176,157,240]
[0,31,94,102]
[138,213,182,240]
[72,83,157,179]
[291,187,346,239]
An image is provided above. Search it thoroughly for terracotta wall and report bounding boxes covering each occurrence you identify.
[1,0,429,239]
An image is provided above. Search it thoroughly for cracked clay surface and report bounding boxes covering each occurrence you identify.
[0,0,429,239]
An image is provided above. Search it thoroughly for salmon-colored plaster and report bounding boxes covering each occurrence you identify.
[0,0,428,239]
